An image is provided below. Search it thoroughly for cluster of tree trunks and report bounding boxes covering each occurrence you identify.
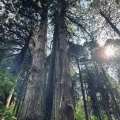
[2,0,120,120]
[19,0,75,120]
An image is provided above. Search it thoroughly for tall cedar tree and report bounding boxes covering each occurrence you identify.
[44,0,75,120]
[20,1,48,119]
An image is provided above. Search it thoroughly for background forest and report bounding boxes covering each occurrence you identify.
[0,0,120,120]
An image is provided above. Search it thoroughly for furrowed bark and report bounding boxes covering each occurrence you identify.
[52,1,75,119]
[20,5,48,120]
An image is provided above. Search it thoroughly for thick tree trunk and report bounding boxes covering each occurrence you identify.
[52,3,74,120]
[20,7,48,120]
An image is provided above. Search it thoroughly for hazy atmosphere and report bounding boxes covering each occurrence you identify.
[0,0,120,120]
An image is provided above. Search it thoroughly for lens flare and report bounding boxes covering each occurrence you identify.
[105,46,115,57]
